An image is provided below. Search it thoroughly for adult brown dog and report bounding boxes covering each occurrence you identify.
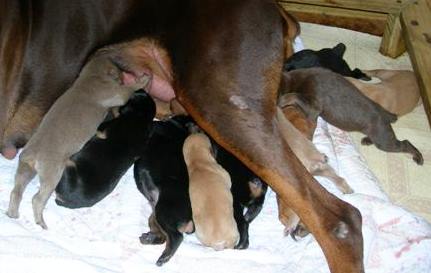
[0,1,364,273]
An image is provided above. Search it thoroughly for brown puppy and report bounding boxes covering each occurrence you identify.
[183,132,239,250]
[345,69,421,116]
[280,67,423,165]
[6,40,151,229]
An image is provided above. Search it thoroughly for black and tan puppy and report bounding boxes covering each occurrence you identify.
[134,115,194,266]
[280,67,423,165]
[284,43,369,80]
[134,116,267,266]
[55,90,156,208]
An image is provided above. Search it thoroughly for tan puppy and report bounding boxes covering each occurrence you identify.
[6,41,151,229]
[275,106,353,235]
[183,133,239,250]
[345,69,420,116]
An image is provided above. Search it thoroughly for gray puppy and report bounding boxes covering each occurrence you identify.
[280,67,423,165]
[6,41,151,229]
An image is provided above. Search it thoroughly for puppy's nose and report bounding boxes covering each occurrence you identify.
[1,145,18,160]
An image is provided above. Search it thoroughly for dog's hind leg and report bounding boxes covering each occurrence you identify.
[365,121,424,165]
[32,162,64,229]
[173,2,364,271]
[6,160,36,218]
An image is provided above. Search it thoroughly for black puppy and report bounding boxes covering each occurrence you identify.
[284,43,370,80]
[55,90,156,208]
[134,115,267,266]
[280,68,423,165]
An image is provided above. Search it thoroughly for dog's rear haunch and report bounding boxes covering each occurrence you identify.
[6,41,152,229]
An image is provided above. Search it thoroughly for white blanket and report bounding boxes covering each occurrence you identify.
[1,118,430,273]
[1,39,431,273]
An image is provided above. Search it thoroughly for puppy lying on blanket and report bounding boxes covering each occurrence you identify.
[280,67,423,165]
[6,42,151,229]
[134,116,267,265]
[284,43,369,80]
[55,90,156,208]
[345,70,421,116]
[275,102,352,236]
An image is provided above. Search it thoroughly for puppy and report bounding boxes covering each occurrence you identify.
[279,97,317,140]
[281,67,423,165]
[284,43,369,80]
[183,132,239,251]
[55,90,156,208]
[134,116,194,266]
[135,116,266,265]
[345,69,421,116]
[6,42,151,229]
[215,144,267,250]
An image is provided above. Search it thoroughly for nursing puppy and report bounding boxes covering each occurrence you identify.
[134,116,194,266]
[6,43,151,229]
[345,69,421,116]
[183,132,239,251]
[281,67,423,165]
[215,145,267,250]
[135,116,266,265]
[55,90,156,208]
[284,43,369,80]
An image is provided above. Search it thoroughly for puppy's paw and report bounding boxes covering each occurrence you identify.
[361,137,373,146]
[5,210,19,219]
[139,232,165,245]
[291,223,310,241]
[413,153,424,165]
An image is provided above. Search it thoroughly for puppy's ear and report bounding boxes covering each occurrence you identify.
[110,55,151,86]
[332,43,346,57]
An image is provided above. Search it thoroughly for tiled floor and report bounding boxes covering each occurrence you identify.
[299,23,431,222]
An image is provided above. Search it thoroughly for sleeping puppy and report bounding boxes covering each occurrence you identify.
[55,90,156,208]
[345,69,421,116]
[6,42,151,229]
[183,132,239,251]
[284,43,369,80]
[280,67,423,165]
[135,116,267,265]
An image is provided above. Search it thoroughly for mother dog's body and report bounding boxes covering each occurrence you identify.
[0,1,364,273]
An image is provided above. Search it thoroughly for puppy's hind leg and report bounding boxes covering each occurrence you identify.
[32,163,64,229]
[312,164,353,194]
[366,121,424,165]
[155,217,184,266]
[6,160,37,218]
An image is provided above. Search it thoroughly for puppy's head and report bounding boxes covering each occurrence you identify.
[182,133,212,164]
[119,90,156,122]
